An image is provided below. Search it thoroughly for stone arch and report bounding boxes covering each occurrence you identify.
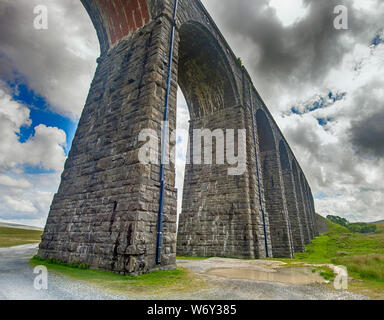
[177,21,238,119]
[279,141,305,252]
[176,21,252,258]
[256,109,275,152]
[255,109,293,258]
[279,141,291,171]
[81,0,153,54]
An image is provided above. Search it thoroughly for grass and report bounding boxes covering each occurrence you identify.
[335,254,384,282]
[30,256,205,296]
[270,221,384,264]
[279,220,384,299]
[297,221,384,262]
[0,226,42,247]
[32,255,90,270]
[312,266,335,281]
[177,256,211,260]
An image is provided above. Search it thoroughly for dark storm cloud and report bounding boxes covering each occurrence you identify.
[350,110,384,158]
[0,0,99,118]
[202,0,382,105]
[197,0,384,221]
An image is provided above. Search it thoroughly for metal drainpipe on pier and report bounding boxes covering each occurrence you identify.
[156,0,179,265]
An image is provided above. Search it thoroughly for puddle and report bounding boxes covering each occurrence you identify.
[204,267,325,284]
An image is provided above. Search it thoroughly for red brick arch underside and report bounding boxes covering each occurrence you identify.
[97,0,151,46]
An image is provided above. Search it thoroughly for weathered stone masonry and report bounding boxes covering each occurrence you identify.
[38,0,319,274]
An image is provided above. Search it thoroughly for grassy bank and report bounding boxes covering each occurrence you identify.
[287,220,384,299]
[30,256,205,296]
[0,226,42,248]
[294,221,384,263]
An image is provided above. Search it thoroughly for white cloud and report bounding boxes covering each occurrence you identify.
[0,90,67,172]
[0,85,66,226]
[0,0,99,119]
[269,0,309,27]
[2,195,37,213]
[0,174,32,189]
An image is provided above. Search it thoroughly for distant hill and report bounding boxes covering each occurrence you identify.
[316,213,329,234]
[371,220,384,224]
[0,222,43,231]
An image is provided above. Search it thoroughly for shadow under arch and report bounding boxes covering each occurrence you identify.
[177,21,238,120]
[255,109,275,152]
[279,140,305,252]
[255,109,293,258]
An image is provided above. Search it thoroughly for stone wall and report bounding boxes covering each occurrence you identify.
[39,3,178,274]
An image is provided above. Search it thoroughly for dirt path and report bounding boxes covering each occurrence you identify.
[0,244,126,300]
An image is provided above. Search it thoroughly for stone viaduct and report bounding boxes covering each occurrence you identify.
[38,0,319,275]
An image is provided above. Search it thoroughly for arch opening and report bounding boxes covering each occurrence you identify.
[256,109,276,152]
[177,22,237,120]
[176,22,238,217]
[279,141,291,171]
[176,21,253,258]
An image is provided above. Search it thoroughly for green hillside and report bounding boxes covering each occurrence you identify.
[290,220,384,299]
[0,226,42,248]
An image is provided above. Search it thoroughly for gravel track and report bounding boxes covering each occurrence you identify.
[0,245,368,300]
[0,244,125,300]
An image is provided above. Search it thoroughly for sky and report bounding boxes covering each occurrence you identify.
[0,0,383,227]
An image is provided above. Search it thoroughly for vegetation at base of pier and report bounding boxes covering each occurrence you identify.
[30,256,205,296]
[176,256,211,260]
[32,255,90,270]
[0,226,42,248]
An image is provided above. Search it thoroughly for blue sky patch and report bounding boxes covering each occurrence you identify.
[317,117,333,126]
[8,81,78,155]
[23,164,56,175]
[371,30,384,47]
[314,192,328,199]
[290,91,346,116]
